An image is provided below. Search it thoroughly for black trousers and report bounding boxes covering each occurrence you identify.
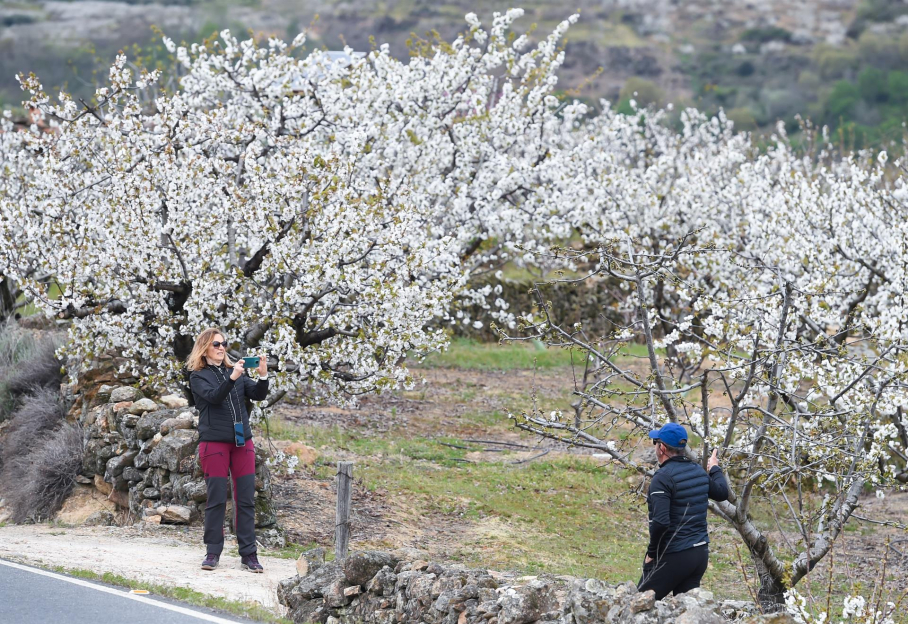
[638,545,709,600]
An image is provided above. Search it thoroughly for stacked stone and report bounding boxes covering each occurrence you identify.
[278,549,792,624]
[78,384,278,535]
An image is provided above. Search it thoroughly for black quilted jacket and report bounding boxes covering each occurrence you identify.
[189,364,268,443]
[645,455,729,557]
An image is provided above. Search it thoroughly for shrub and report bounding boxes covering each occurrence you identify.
[725,107,758,131]
[798,70,821,90]
[736,60,755,77]
[813,44,859,80]
[856,0,908,23]
[858,67,888,102]
[0,322,37,419]
[0,321,62,420]
[740,26,792,43]
[825,80,862,122]
[760,87,808,121]
[857,31,901,68]
[888,70,908,104]
[618,77,664,108]
[0,387,67,473]
[2,338,61,401]
[0,14,36,27]
[0,423,82,523]
[0,323,81,524]
[0,387,82,523]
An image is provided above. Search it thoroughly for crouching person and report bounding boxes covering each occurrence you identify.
[639,423,729,599]
[187,328,269,573]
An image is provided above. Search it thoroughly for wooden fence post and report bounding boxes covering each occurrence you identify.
[335,461,354,561]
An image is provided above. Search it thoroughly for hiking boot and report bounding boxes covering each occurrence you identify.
[241,553,264,573]
[201,553,219,570]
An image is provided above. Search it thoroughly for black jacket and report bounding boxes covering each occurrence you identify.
[646,455,729,558]
[189,364,269,443]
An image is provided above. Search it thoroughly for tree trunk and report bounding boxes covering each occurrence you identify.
[174,333,196,404]
[0,275,16,321]
[751,553,787,613]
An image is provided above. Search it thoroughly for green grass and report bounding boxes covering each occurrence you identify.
[263,542,321,560]
[14,281,61,317]
[418,337,657,371]
[357,456,665,582]
[420,338,579,370]
[353,453,905,607]
[457,409,514,429]
[46,566,290,623]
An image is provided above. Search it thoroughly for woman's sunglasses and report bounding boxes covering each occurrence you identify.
[211,341,229,349]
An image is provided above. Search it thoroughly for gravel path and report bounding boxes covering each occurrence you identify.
[0,524,296,615]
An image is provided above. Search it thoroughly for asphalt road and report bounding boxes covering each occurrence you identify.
[0,559,265,624]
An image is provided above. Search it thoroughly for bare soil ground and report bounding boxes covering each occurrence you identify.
[268,366,575,550]
[273,366,570,439]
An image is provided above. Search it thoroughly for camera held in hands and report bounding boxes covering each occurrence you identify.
[242,356,260,370]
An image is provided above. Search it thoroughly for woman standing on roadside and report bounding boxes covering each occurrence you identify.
[186,327,269,573]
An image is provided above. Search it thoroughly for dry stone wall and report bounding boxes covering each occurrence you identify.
[76,381,281,544]
[278,549,794,624]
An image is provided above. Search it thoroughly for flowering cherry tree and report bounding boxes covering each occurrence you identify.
[0,112,45,320]
[4,67,461,401]
[1,11,587,400]
[501,119,908,609]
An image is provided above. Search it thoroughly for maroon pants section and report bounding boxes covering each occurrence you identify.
[199,439,257,556]
[199,440,257,480]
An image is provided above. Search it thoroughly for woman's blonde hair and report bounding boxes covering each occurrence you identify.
[186,327,235,371]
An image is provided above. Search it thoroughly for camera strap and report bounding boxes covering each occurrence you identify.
[210,365,242,426]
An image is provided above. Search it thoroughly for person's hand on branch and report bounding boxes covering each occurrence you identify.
[707,448,719,471]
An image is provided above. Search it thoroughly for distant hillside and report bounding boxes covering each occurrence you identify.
[2,0,907,146]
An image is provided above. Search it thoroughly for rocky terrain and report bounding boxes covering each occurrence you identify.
[276,547,791,624]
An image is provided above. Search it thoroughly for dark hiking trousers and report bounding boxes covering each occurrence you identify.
[638,545,709,600]
[199,439,257,556]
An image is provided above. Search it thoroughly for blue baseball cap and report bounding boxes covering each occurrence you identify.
[648,423,688,448]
